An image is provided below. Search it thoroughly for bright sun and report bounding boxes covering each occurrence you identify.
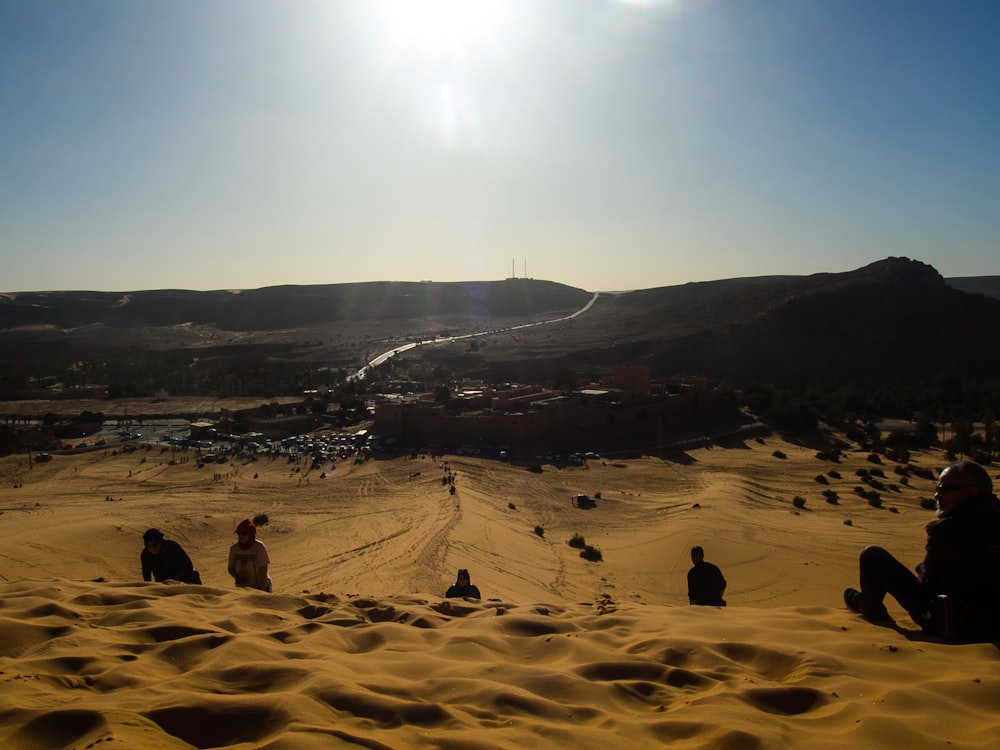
[369,0,515,61]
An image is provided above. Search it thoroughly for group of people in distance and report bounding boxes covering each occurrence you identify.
[139,459,1000,643]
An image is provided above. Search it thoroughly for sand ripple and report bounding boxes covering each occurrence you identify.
[1,579,998,749]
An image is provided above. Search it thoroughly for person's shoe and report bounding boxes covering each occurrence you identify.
[844,588,892,623]
[844,588,864,614]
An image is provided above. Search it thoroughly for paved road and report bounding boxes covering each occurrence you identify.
[349,292,600,381]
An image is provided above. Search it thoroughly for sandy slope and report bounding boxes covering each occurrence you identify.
[1,435,997,749]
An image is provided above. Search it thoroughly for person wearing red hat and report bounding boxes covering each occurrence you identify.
[227,518,272,592]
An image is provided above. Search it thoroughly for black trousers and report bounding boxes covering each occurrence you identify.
[859,545,934,624]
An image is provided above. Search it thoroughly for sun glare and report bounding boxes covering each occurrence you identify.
[369,0,514,61]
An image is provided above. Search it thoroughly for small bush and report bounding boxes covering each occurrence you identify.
[253,513,269,527]
[855,468,870,478]
[568,533,586,549]
[594,491,602,499]
[508,502,517,510]
[814,474,829,485]
[823,489,839,504]
[919,497,937,511]
[844,519,853,526]
[773,450,787,459]
[889,507,899,514]
[580,545,603,562]
[867,453,883,464]
[868,495,883,508]
[534,525,545,537]
[911,466,935,480]
[854,486,879,500]
[792,495,807,509]
[870,467,885,478]
[828,470,841,479]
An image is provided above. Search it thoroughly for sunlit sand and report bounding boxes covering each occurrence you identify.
[1,434,997,748]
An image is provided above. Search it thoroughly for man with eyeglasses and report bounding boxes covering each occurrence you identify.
[844,460,1000,641]
[141,528,201,584]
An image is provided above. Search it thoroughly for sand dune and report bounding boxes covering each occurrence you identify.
[1,434,998,748]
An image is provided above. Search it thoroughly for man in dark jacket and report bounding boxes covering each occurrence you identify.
[688,545,727,606]
[141,528,200,584]
[844,460,1000,641]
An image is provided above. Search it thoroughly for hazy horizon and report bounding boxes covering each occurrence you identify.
[2,1,998,293]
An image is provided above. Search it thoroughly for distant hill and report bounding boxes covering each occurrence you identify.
[0,279,591,331]
[455,258,1000,388]
[2,259,999,393]
[946,276,1000,300]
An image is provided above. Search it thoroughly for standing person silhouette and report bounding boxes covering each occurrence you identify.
[687,545,727,606]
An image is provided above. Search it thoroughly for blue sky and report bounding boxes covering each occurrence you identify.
[2,0,998,293]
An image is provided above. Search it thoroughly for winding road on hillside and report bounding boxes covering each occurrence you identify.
[349,292,600,381]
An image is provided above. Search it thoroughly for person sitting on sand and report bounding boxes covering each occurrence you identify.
[141,528,201,584]
[228,518,272,592]
[844,460,1000,641]
[688,545,727,606]
[445,568,481,599]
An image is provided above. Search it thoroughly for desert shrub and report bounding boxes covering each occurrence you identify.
[508,502,517,510]
[867,453,882,464]
[792,495,807,509]
[828,470,841,479]
[855,468,870,478]
[823,489,839,504]
[887,447,911,464]
[528,464,543,473]
[580,545,603,562]
[814,474,829,485]
[854,486,879,501]
[772,450,787,459]
[594,491,602,499]
[844,519,853,526]
[889,507,899,514]
[870,467,885,478]
[568,533,586,549]
[899,476,909,486]
[868,495,883,508]
[893,465,909,476]
[911,466,935,480]
[868,479,886,491]
[534,525,545,537]
[253,513,269,527]
[815,450,841,462]
[919,498,937,511]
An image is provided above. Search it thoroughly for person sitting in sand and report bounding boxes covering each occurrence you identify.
[445,568,481,599]
[141,528,201,584]
[687,545,727,606]
[844,460,1000,641]
[228,518,272,592]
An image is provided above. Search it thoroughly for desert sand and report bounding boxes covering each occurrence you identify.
[1,433,997,749]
